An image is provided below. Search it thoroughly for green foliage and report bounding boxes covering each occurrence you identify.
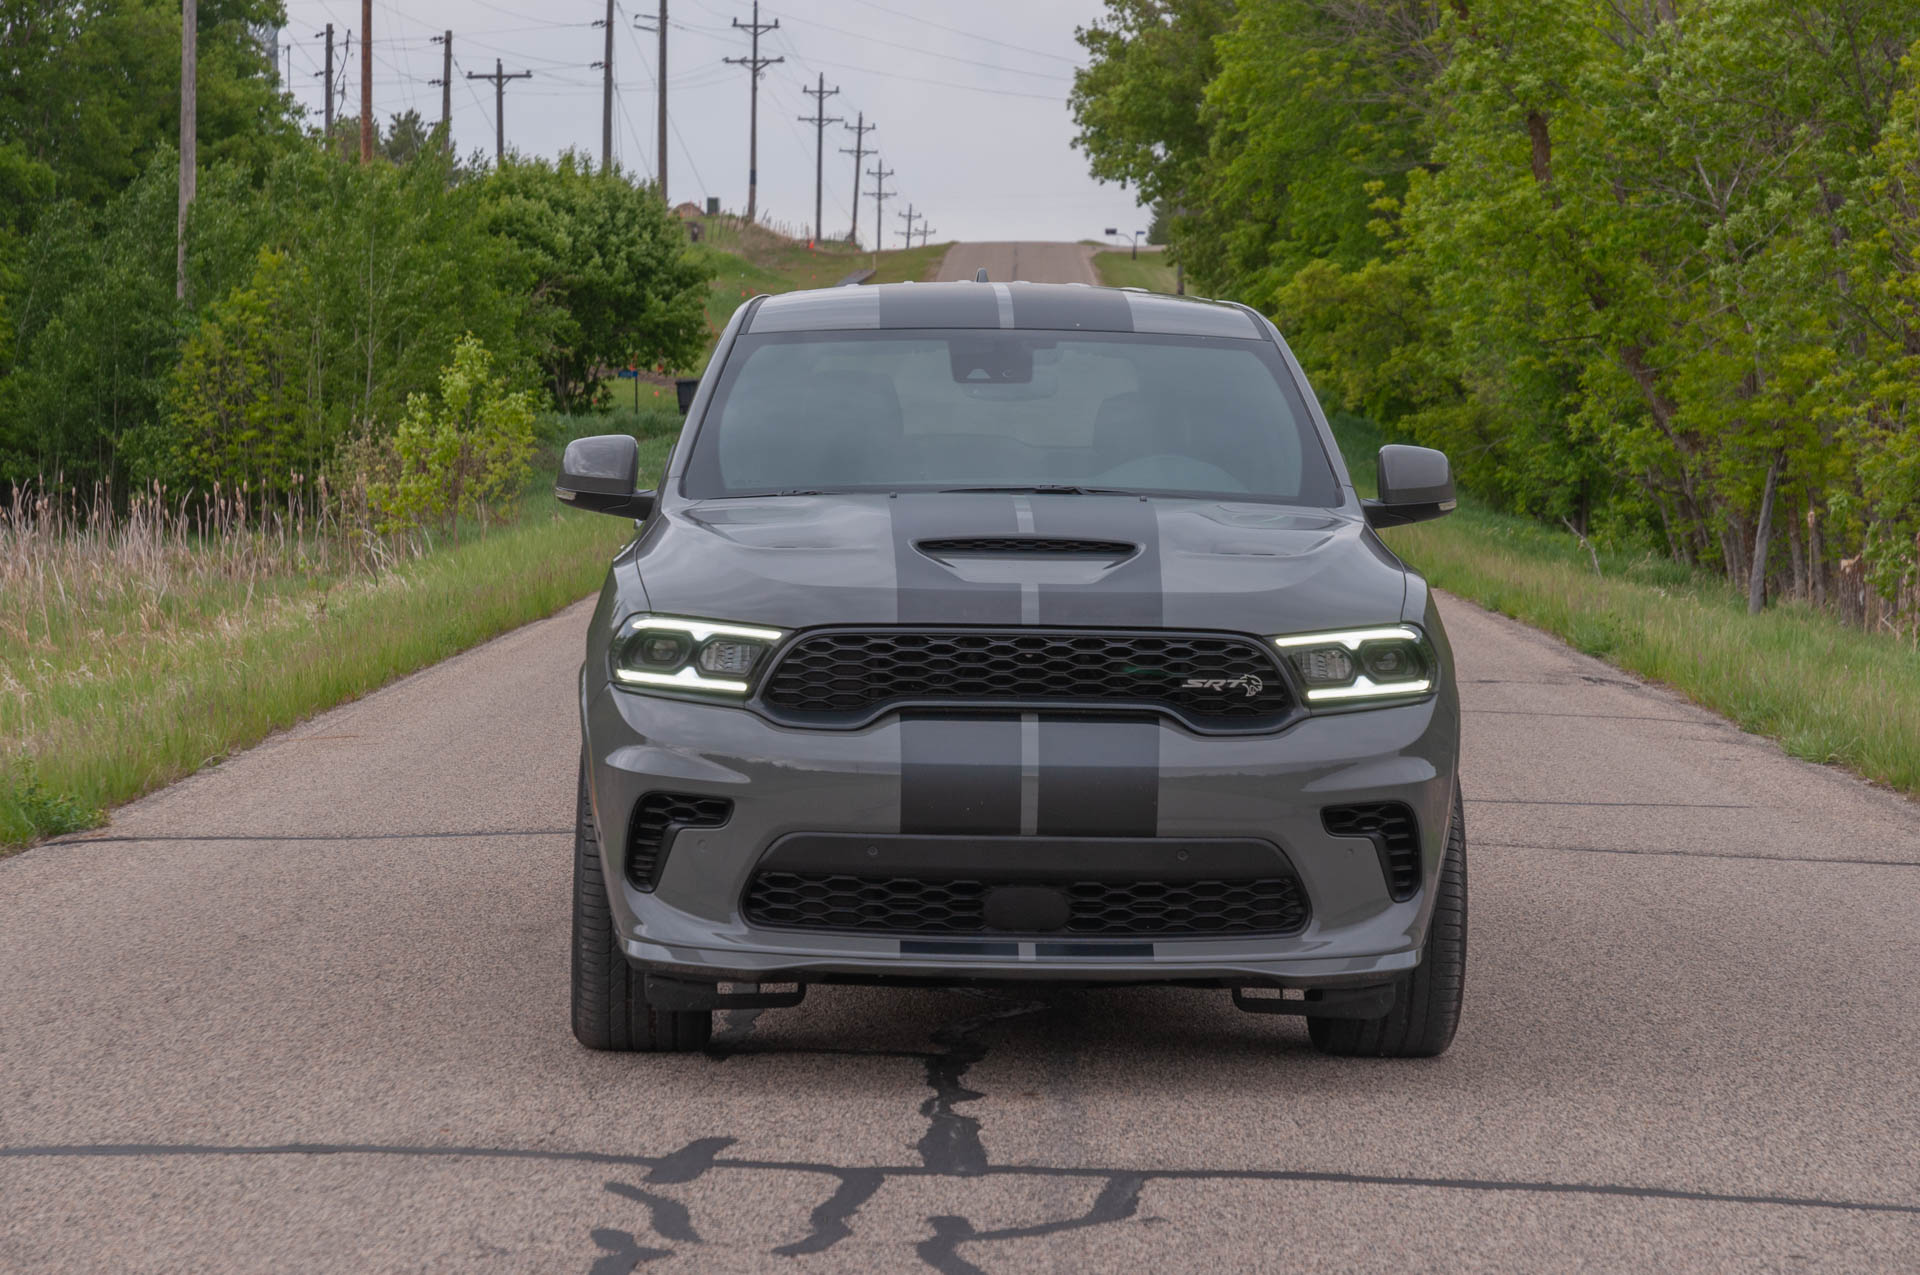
[0,20,712,508]
[1070,0,1235,237]
[368,337,539,535]
[159,248,319,499]
[3,768,102,842]
[482,152,713,411]
[1072,0,1920,626]
[0,0,297,215]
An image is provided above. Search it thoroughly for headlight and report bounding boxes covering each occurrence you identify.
[612,614,786,695]
[1272,625,1433,704]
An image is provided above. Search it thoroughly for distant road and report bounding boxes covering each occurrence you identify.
[935,241,1099,285]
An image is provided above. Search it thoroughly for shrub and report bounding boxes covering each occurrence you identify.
[368,337,539,536]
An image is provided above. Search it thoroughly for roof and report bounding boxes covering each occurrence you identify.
[745,281,1263,340]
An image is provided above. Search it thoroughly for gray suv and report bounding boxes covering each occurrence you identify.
[559,281,1464,1057]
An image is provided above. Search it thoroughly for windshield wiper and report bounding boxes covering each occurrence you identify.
[938,484,1132,496]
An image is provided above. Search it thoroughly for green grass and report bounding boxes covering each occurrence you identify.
[1329,414,1920,797]
[0,420,678,851]
[1092,249,1178,293]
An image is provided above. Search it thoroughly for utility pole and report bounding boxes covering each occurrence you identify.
[917,223,936,249]
[656,1,667,197]
[723,1,782,222]
[840,112,875,246]
[635,2,666,197]
[429,31,452,152]
[177,0,195,301]
[798,73,839,243]
[359,0,372,162]
[595,0,614,172]
[896,203,920,248]
[317,23,334,135]
[867,158,894,266]
[467,59,533,164]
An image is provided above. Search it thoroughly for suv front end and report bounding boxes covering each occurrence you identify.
[562,282,1467,1057]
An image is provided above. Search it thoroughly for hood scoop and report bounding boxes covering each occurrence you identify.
[917,537,1138,558]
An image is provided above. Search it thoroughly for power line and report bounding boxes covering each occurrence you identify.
[629,0,668,200]
[429,31,452,146]
[840,0,1080,65]
[465,57,533,162]
[758,4,1071,82]
[866,157,895,260]
[839,110,875,248]
[798,71,839,243]
[776,48,1066,102]
[595,0,615,172]
[722,0,782,222]
[359,0,372,162]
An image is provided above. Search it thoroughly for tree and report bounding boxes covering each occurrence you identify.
[482,152,712,411]
[0,1,297,219]
[1070,0,1236,248]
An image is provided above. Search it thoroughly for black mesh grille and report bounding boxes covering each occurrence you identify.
[917,537,1137,556]
[1322,802,1420,900]
[626,793,732,891]
[760,629,1292,726]
[742,872,1309,936]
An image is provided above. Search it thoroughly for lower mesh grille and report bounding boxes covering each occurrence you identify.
[1322,802,1421,900]
[626,793,732,891]
[742,871,1309,936]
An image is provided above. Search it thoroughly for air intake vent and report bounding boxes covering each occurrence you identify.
[917,537,1137,557]
[626,793,732,891]
[1322,803,1420,901]
[743,871,1309,936]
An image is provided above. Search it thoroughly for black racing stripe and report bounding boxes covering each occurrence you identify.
[1035,717,1159,837]
[901,713,1023,835]
[890,494,1024,623]
[1032,498,1164,627]
[876,283,1001,329]
[1008,284,1134,332]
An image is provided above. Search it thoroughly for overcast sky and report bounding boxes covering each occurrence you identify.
[273,0,1149,248]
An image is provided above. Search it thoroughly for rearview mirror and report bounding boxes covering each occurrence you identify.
[1363,444,1455,529]
[556,434,656,520]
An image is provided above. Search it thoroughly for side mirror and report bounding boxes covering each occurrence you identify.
[556,434,656,520]
[1363,444,1455,529]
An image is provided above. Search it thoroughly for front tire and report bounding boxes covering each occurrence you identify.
[1309,788,1467,1058]
[572,754,712,1052]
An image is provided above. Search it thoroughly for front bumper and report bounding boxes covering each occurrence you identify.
[582,675,1459,988]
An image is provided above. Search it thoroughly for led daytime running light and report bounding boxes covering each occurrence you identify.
[1272,625,1422,651]
[1305,676,1433,702]
[621,615,784,644]
[614,665,753,695]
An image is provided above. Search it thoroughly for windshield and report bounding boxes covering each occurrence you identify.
[681,329,1341,505]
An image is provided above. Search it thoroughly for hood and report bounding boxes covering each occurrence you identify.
[629,492,1408,636]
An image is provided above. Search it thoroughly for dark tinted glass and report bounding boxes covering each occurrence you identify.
[681,330,1340,506]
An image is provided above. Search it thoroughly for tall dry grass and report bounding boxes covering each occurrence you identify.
[1,426,672,848]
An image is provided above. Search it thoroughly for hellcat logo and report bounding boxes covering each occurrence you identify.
[1180,674,1264,698]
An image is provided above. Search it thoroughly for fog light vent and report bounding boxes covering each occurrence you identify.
[1322,802,1421,901]
[627,793,732,891]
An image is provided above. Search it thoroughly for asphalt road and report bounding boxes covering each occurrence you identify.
[4,248,1918,1271]
[934,241,1099,285]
